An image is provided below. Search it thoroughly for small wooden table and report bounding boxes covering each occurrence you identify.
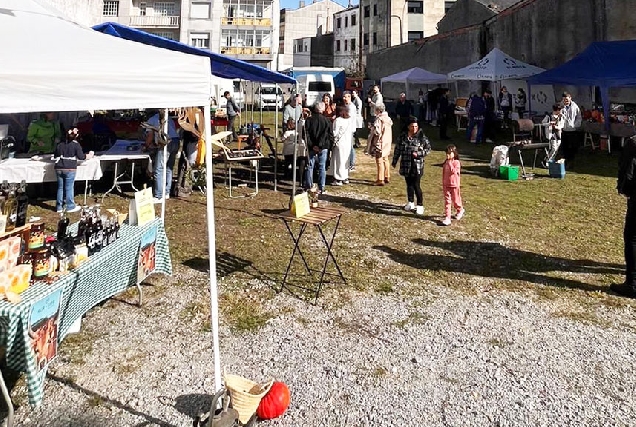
[277,206,347,303]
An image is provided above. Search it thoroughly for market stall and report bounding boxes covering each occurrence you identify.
[0,0,212,422]
[380,67,448,100]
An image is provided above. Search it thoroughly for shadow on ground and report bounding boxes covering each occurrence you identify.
[374,238,623,293]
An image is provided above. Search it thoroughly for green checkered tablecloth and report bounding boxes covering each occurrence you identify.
[0,218,172,406]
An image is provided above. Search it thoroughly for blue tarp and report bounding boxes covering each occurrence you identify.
[528,40,636,130]
[93,22,296,84]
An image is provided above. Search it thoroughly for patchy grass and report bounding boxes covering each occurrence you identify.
[394,311,431,329]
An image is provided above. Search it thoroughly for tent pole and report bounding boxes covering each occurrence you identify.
[274,84,279,192]
[204,103,222,393]
[291,84,299,200]
[161,108,169,224]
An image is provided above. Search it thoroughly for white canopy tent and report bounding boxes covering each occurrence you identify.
[448,48,545,82]
[0,0,224,417]
[381,67,449,97]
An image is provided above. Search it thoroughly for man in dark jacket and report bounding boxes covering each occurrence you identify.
[483,89,496,143]
[395,92,413,133]
[466,93,486,144]
[304,102,334,193]
[612,136,636,298]
[224,91,241,141]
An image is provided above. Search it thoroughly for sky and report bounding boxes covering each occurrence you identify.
[280,0,358,10]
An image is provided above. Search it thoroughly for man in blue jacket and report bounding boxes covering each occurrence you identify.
[466,92,486,144]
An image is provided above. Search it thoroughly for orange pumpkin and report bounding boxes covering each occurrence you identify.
[256,381,290,420]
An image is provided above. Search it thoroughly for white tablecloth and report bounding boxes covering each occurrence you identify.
[97,139,150,161]
[0,156,102,184]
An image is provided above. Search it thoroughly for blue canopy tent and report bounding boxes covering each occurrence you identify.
[93,22,295,84]
[528,40,636,131]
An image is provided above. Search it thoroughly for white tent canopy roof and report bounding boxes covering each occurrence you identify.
[448,48,545,82]
[0,0,211,113]
[381,67,448,85]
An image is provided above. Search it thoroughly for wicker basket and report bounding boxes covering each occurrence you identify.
[224,373,272,424]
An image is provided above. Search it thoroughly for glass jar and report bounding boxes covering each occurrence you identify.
[28,222,45,250]
[31,247,51,279]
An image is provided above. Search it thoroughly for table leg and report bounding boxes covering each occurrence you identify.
[84,179,89,206]
[129,162,139,192]
[101,161,120,202]
[281,221,312,291]
[314,215,346,302]
[0,370,14,427]
[135,282,143,307]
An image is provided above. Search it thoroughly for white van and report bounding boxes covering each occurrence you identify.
[253,84,284,110]
[212,77,245,109]
[297,74,335,108]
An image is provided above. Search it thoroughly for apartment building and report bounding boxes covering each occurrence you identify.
[332,6,359,74]
[279,0,344,71]
[89,0,279,69]
[360,0,448,57]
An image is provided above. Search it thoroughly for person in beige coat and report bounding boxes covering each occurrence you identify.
[367,103,393,186]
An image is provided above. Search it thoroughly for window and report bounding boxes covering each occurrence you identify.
[139,2,147,16]
[190,33,210,49]
[337,17,341,28]
[304,43,308,52]
[363,33,369,46]
[445,1,456,13]
[336,40,341,51]
[373,4,377,15]
[351,38,356,51]
[344,16,348,27]
[364,5,369,17]
[191,2,211,19]
[102,1,119,16]
[154,2,176,16]
[407,1,423,13]
[308,82,332,92]
[344,40,348,51]
[408,31,423,41]
[352,14,356,25]
[372,32,377,45]
[152,31,175,39]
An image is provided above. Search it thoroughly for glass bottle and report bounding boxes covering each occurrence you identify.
[57,209,69,242]
[2,183,17,232]
[15,180,29,228]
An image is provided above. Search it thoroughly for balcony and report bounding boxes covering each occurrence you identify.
[220,46,271,55]
[221,17,272,26]
[128,15,180,28]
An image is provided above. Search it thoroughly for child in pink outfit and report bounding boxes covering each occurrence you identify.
[442,145,464,226]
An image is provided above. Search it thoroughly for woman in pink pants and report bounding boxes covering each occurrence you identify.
[442,145,465,226]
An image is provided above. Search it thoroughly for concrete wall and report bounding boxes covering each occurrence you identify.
[46,0,103,26]
[367,0,636,101]
[311,33,335,67]
[437,0,495,33]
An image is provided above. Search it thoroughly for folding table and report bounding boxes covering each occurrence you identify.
[277,206,347,303]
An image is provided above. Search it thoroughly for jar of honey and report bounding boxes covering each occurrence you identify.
[32,247,51,279]
[28,222,45,250]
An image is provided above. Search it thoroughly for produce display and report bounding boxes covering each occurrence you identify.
[0,205,122,304]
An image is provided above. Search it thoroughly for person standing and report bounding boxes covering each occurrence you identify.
[516,88,527,118]
[27,112,61,154]
[343,91,358,171]
[54,127,93,213]
[144,110,180,203]
[498,86,513,128]
[283,94,303,131]
[330,105,353,186]
[395,92,414,133]
[322,93,337,122]
[368,103,393,186]
[304,102,334,193]
[392,117,431,215]
[224,90,240,141]
[351,90,364,148]
[483,89,496,143]
[441,144,464,226]
[466,92,486,144]
[438,89,452,140]
[612,136,636,298]
[367,85,383,125]
[560,91,582,169]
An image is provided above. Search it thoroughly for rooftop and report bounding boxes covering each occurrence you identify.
[474,0,524,13]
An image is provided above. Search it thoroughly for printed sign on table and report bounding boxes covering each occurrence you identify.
[129,187,155,227]
[28,289,63,373]
[290,192,310,218]
[137,224,158,284]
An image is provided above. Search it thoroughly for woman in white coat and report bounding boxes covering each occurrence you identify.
[330,105,353,185]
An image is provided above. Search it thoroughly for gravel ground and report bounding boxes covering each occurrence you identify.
[4,261,636,427]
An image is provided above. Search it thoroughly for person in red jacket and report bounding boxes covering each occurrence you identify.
[441,144,464,226]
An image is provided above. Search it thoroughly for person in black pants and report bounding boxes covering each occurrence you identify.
[559,92,582,169]
[438,89,451,140]
[612,136,636,298]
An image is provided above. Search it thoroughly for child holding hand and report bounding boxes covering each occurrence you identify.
[442,145,464,226]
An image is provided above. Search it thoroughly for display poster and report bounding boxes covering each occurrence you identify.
[129,187,155,227]
[28,289,63,373]
[290,192,310,218]
[137,224,158,284]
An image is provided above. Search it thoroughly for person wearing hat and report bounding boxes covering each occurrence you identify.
[392,116,431,215]
[27,112,61,154]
